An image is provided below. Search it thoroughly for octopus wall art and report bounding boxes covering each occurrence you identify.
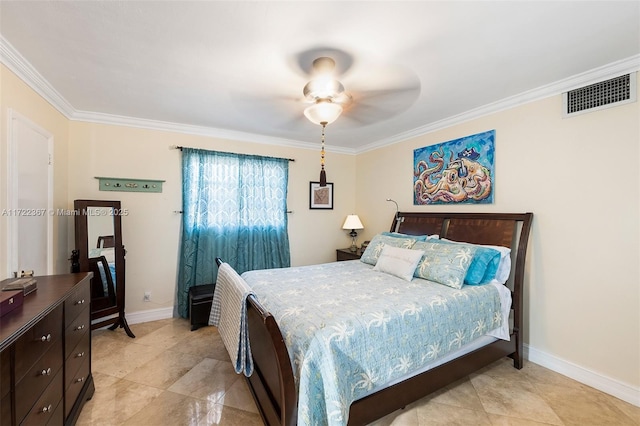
[413,130,495,205]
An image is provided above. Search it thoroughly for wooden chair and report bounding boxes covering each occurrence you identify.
[87,256,116,307]
[96,235,115,248]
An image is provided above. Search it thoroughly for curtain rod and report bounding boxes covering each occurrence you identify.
[170,145,295,162]
[173,210,293,214]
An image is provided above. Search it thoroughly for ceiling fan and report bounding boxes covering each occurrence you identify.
[296,54,421,186]
[301,57,352,126]
[299,56,355,186]
[231,49,420,133]
[294,52,422,130]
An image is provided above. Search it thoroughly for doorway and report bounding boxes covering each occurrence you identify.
[6,108,53,277]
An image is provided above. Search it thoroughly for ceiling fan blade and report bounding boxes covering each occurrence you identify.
[340,82,421,125]
[353,85,420,103]
[229,92,305,131]
[339,103,390,125]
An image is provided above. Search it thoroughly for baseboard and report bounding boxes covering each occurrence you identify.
[525,343,639,407]
[127,306,174,325]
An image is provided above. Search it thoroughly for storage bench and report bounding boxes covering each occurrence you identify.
[188,284,215,331]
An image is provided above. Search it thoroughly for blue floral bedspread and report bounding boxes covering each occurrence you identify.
[242,260,503,426]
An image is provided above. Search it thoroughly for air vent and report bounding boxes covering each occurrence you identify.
[563,73,636,117]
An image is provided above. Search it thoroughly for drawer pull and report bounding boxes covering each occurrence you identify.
[41,404,52,413]
[76,377,84,383]
[75,324,85,331]
[41,367,52,376]
[40,334,52,342]
[76,351,85,358]
[75,299,85,305]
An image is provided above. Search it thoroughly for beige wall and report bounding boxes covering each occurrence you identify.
[67,121,356,313]
[0,65,70,278]
[356,78,640,390]
[2,60,638,398]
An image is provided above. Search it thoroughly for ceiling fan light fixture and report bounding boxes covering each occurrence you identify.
[304,100,343,125]
[303,78,345,100]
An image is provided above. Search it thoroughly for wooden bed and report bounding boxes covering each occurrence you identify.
[219,212,533,426]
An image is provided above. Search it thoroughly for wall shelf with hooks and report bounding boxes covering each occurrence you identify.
[95,177,165,193]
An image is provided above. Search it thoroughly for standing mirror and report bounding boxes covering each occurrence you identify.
[74,199,135,338]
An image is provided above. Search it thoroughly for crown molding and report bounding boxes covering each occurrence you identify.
[356,54,640,154]
[0,34,354,155]
[3,30,636,156]
[0,35,75,118]
[71,110,355,155]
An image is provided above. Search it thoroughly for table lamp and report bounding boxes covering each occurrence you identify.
[342,215,364,252]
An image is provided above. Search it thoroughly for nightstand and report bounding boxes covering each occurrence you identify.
[336,248,364,261]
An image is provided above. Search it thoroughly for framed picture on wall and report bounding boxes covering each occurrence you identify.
[413,129,495,205]
[309,182,333,209]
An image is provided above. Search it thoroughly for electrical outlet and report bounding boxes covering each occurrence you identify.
[143,291,151,302]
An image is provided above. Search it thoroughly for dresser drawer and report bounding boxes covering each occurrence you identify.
[47,398,64,426]
[65,332,90,391]
[14,305,63,383]
[19,369,63,426]
[64,307,89,360]
[1,393,11,426]
[64,356,89,419]
[15,338,62,423]
[1,349,10,424]
[1,348,10,400]
[64,282,90,327]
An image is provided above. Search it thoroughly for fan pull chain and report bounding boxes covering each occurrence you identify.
[319,123,327,186]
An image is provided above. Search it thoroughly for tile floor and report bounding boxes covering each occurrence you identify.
[77,318,639,425]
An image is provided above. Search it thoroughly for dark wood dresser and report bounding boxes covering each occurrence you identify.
[0,273,94,426]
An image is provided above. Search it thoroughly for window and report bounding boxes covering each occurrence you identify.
[176,148,290,317]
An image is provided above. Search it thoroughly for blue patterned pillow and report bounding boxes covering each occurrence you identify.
[412,241,477,289]
[360,234,418,265]
[434,240,502,285]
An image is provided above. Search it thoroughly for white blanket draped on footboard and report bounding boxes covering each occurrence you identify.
[208,262,255,376]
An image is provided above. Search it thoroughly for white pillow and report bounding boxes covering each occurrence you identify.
[373,246,424,281]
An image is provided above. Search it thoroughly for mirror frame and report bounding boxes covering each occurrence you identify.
[74,199,134,337]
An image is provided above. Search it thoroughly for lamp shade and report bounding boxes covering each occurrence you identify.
[342,214,364,230]
[304,100,343,125]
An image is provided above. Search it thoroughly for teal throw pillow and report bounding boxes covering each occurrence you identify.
[381,232,428,242]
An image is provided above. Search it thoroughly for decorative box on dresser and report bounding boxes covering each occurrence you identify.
[0,273,94,426]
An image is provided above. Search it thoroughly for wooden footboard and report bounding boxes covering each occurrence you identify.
[244,301,518,426]
[245,294,297,426]
[231,212,533,426]
[347,338,516,425]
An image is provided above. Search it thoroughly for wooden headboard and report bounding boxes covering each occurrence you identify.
[393,212,532,249]
[392,210,533,350]
[392,211,533,325]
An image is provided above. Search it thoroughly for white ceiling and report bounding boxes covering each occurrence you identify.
[1,1,639,152]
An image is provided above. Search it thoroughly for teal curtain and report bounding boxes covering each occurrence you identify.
[176,148,290,318]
